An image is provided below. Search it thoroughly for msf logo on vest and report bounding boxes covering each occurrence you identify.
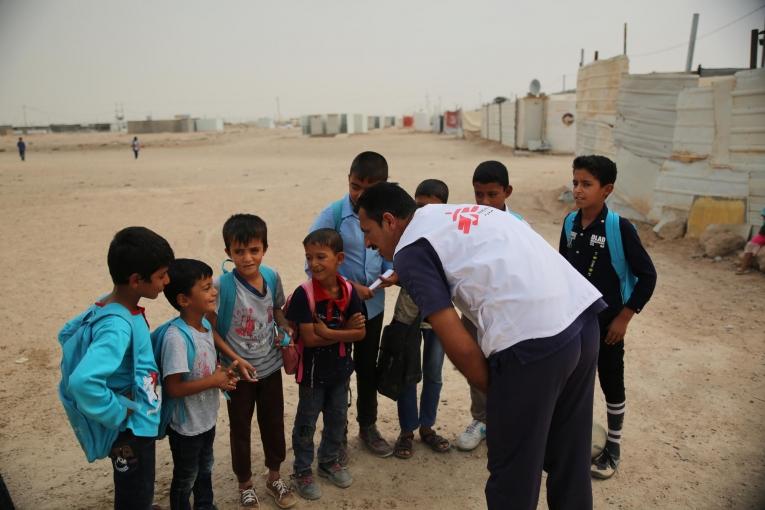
[446,206,481,234]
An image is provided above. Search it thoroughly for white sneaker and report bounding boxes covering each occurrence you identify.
[455,419,486,451]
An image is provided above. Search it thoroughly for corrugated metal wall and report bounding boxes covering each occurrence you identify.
[576,55,629,158]
[546,94,576,154]
[500,101,516,148]
[488,103,500,142]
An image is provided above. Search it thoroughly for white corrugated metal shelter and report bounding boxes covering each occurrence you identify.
[545,93,576,153]
[194,118,224,132]
[325,114,341,135]
[414,112,430,132]
[516,97,545,149]
[487,103,500,142]
[500,101,516,148]
[576,56,629,158]
[480,105,489,139]
[256,117,274,129]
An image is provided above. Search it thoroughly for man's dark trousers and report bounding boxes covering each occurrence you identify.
[485,313,600,510]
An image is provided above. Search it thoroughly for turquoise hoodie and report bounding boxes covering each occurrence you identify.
[67,303,161,438]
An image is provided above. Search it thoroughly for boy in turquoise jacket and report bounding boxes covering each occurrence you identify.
[67,226,174,509]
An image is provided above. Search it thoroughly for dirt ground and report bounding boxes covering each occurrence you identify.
[1,127,763,509]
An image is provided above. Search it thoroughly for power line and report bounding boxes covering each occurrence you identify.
[631,4,765,58]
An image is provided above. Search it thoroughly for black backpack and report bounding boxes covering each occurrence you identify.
[376,317,423,401]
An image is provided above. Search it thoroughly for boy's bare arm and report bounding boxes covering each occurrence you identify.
[164,363,238,398]
[273,309,293,337]
[300,317,366,347]
[210,327,257,381]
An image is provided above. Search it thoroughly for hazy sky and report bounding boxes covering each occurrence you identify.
[1,0,763,125]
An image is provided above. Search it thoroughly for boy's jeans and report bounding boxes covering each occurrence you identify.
[397,329,445,432]
[109,430,155,510]
[292,380,348,474]
[168,426,216,510]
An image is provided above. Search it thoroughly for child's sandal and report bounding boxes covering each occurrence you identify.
[394,432,414,459]
[421,429,450,453]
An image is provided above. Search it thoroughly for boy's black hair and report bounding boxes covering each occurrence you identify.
[573,155,617,186]
[356,182,416,225]
[473,161,510,188]
[349,151,388,182]
[108,226,174,285]
[163,258,213,312]
[222,214,268,251]
[415,179,449,204]
[303,228,344,254]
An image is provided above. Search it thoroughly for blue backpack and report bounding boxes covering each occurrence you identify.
[216,262,278,340]
[564,210,637,303]
[58,303,138,462]
[331,198,346,231]
[150,317,210,438]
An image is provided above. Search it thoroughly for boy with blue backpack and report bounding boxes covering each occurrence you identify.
[212,214,297,509]
[153,258,239,510]
[58,226,174,510]
[286,229,366,500]
[559,155,657,480]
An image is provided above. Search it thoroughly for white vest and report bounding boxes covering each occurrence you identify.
[395,204,602,356]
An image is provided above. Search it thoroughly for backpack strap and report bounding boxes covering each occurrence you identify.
[259,265,278,307]
[605,211,637,304]
[216,270,237,339]
[563,211,576,248]
[507,208,524,221]
[331,198,347,231]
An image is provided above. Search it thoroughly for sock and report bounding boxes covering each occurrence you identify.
[605,400,625,459]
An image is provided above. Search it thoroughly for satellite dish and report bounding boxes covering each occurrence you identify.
[529,79,541,96]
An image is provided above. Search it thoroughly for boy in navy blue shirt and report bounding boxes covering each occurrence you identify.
[287,229,366,500]
[559,155,657,480]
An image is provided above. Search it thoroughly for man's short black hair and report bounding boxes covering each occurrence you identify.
[303,228,344,254]
[222,214,268,251]
[356,182,416,225]
[108,226,174,284]
[163,258,213,312]
[349,151,388,182]
[572,155,617,186]
[415,179,449,204]
[473,160,510,188]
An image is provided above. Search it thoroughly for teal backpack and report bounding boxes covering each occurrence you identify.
[216,262,278,340]
[564,210,637,303]
[150,316,210,438]
[58,303,139,462]
[331,198,346,231]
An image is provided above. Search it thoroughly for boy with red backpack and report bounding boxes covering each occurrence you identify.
[286,229,366,500]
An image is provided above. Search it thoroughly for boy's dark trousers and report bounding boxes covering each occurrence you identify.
[597,313,626,403]
[485,313,600,510]
[226,370,286,481]
[167,426,215,510]
[109,430,156,510]
[353,312,384,427]
[292,380,348,474]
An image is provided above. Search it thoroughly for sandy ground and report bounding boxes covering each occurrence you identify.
[0,127,763,510]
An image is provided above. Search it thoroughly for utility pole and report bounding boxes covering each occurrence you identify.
[686,13,700,72]
[580,48,584,67]
[623,23,628,55]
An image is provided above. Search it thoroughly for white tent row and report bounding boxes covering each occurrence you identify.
[478,94,576,153]
[301,114,369,136]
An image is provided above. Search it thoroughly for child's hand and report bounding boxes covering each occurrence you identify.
[377,271,398,289]
[605,308,634,345]
[212,364,238,391]
[344,312,366,330]
[351,281,374,300]
[234,357,257,382]
[313,315,331,337]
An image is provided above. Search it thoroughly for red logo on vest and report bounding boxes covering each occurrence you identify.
[446,206,480,234]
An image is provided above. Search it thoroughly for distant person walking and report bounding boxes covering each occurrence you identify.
[17,137,26,161]
[131,136,141,159]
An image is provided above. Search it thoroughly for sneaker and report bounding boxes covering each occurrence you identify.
[265,478,298,509]
[455,420,486,451]
[318,462,353,488]
[291,471,321,500]
[591,448,620,480]
[359,424,393,458]
[239,487,259,509]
